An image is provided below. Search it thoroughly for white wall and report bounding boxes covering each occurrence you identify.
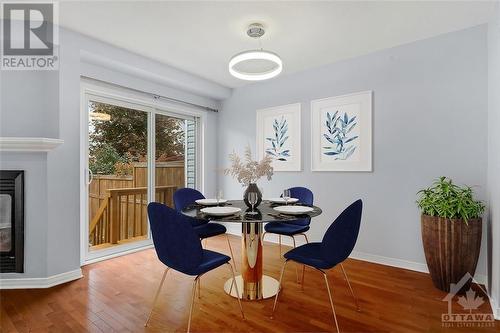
[218,25,489,280]
[0,154,48,279]
[0,69,56,280]
[0,21,493,291]
[1,27,227,282]
[487,3,500,319]
[0,71,59,138]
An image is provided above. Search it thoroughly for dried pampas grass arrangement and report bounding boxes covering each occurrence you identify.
[224,146,273,186]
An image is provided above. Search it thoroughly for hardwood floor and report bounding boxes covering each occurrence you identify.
[1,234,498,332]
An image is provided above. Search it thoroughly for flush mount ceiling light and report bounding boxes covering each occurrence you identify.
[229,23,283,81]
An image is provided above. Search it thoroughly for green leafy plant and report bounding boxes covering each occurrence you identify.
[89,143,128,175]
[416,177,485,224]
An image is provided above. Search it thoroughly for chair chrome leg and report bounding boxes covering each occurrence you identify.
[197,275,201,299]
[261,231,267,243]
[291,236,299,284]
[144,268,170,327]
[322,272,340,333]
[271,260,288,319]
[301,233,309,243]
[279,235,282,257]
[301,265,305,291]
[298,233,308,288]
[340,263,360,311]
[226,263,245,319]
[197,238,207,299]
[225,234,237,272]
[187,276,200,333]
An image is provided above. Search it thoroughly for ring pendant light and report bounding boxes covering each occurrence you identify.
[229,23,283,81]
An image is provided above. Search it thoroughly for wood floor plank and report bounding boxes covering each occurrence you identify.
[1,234,498,332]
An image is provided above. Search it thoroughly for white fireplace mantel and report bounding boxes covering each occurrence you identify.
[0,137,64,152]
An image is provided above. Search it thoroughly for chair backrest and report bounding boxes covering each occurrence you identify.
[173,188,207,227]
[147,202,203,273]
[174,188,205,212]
[289,187,314,205]
[321,199,363,266]
[288,187,314,226]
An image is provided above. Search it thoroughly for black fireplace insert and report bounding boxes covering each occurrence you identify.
[0,170,24,273]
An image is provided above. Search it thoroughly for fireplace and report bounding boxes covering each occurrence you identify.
[0,171,24,273]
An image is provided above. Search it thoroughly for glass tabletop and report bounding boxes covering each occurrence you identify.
[181,200,322,223]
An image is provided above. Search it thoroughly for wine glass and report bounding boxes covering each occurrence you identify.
[248,192,258,215]
[283,189,291,205]
[216,189,223,205]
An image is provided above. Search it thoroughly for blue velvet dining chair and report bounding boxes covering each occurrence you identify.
[145,203,244,332]
[173,188,236,268]
[271,199,363,333]
[173,188,207,227]
[262,187,314,255]
[262,187,313,283]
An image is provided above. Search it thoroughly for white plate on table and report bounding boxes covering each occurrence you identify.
[195,198,228,206]
[273,205,314,215]
[268,197,299,204]
[200,206,241,217]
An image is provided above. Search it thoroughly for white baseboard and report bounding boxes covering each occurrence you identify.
[350,250,428,273]
[0,268,83,289]
[350,250,487,286]
[84,244,154,265]
[228,228,490,286]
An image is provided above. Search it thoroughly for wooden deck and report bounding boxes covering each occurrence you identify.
[1,234,498,332]
[88,162,184,248]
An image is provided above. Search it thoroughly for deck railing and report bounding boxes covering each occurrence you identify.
[89,185,177,248]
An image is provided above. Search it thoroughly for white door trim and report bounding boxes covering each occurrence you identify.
[80,79,205,265]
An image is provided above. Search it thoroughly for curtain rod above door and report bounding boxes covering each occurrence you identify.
[82,77,219,113]
[151,94,218,113]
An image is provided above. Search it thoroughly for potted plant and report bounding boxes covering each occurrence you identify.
[417,177,485,292]
[224,146,273,208]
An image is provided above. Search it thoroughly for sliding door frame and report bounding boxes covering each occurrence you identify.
[79,79,206,265]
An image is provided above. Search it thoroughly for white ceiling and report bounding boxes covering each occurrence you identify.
[59,1,496,89]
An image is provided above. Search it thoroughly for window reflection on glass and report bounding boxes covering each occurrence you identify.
[88,101,149,250]
[155,114,188,206]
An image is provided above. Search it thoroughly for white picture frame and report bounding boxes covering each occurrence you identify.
[311,91,372,172]
[256,103,301,172]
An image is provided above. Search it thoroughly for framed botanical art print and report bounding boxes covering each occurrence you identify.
[256,103,301,171]
[311,91,372,171]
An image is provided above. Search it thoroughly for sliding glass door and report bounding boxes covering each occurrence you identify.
[83,91,198,262]
[87,98,151,256]
[153,114,196,206]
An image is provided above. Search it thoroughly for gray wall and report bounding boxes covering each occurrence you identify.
[488,5,500,317]
[218,25,488,278]
[1,27,224,280]
[0,69,56,279]
[0,22,492,288]
[0,153,48,278]
[0,71,59,138]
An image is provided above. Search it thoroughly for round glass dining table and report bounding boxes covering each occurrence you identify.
[181,200,322,301]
